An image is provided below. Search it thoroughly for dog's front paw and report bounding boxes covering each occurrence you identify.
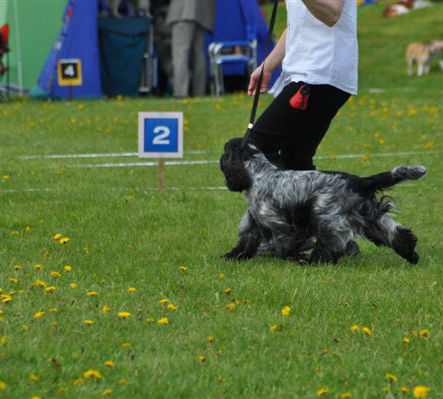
[222,250,250,261]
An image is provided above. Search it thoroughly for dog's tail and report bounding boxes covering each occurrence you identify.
[362,165,427,192]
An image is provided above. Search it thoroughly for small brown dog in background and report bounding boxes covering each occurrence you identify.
[406,40,443,76]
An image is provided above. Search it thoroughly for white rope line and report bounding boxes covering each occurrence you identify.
[22,149,442,161]
[20,150,206,159]
[1,186,228,193]
[63,150,442,168]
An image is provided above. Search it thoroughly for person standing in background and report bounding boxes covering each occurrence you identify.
[166,0,217,98]
[151,0,172,95]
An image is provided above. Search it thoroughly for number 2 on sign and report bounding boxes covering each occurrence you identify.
[153,126,170,145]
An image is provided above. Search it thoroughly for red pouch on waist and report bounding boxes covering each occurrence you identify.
[289,84,310,111]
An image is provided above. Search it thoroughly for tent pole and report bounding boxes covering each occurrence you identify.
[13,0,23,95]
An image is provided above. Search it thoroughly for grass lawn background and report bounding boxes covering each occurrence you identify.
[0,2,442,399]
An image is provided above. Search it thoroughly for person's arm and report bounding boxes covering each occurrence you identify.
[247,28,287,96]
[301,0,344,27]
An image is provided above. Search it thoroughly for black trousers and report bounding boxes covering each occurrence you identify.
[249,82,350,170]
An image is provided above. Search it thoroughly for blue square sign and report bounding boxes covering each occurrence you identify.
[138,112,183,158]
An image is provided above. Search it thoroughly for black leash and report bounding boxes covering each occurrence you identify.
[243,0,279,144]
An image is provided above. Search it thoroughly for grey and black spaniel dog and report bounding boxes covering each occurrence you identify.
[220,137,427,264]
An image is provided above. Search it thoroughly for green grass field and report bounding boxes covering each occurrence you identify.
[0,3,442,399]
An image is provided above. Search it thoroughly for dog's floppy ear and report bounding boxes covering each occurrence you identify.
[224,162,251,192]
[220,138,252,192]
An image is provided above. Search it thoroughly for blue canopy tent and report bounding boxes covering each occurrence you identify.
[32,0,102,99]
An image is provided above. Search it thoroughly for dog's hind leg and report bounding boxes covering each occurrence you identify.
[363,215,419,264]
[223,211,261,261]
[310,221,354,264]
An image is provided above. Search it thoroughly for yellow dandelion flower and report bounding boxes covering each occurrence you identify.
[413,386,430,398]
[104,360,115,368]
[127,287,137,292]
[198,354,206,364]
[378,139,386,145]
[1,336,7,345]
[227,303,236,311]
[386,373,398,383]
[45,286,56,293]
[167,303,178,311]
[146,317,155,323]
[25,226,33,232]
[31,396,41,399]
[350,324,360,332]
[281,305,291,316]
[0,310,3,315]
[424,142,435,150]
[34,311,45,319]
[34,279,47,288]
[49,307,58,313]
[340,392,352,398]
[83,369,102,379]
[117,311,131,319]
[362,326,372,336]
[419,329,429,338]
[29,374,38,382]
[207,335,214,343]
[180,265,188,272]
[159,298,170,305]
[73,378,84,385]
[2,175,10,181]
[157,317,169,325]
[382,386,390,393]
[223,288,232,295]
[402,337,410,345]
[22,324,29,332]
[34,264,44,271]
[218,272,226,280]
[270,324,279,333]
[13,264,22,271]
[118,378,128,385]
[70,283,78,289]
[399,386,410,394]
[0,381,5,391]
[1,295,12,304]
[317,387,329,396]
[50,271,61,278]
[58,237,70,244]
[84,320,94,325]
[362,154,370,161]
[53,233,62,240]
[102,305,110,313]
[63,265,72,272]
[8,277,17,284]
[121,342,132,349]
[103,389,113,396]
[87,291,98,297]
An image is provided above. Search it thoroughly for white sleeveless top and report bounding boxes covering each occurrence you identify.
[270,0,358,96]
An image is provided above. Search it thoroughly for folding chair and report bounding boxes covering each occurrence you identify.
[207,0,258,96]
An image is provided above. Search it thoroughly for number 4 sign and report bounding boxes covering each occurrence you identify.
[138,112,183,158]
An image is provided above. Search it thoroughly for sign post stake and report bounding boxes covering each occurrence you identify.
[157,159,165,191]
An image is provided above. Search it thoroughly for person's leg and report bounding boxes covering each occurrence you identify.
[248,82,303,167]
[171,21,193,98]
[191,24,207,97]
[280,84,350,170]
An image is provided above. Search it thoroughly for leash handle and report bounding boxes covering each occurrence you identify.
[245,0,279,140]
